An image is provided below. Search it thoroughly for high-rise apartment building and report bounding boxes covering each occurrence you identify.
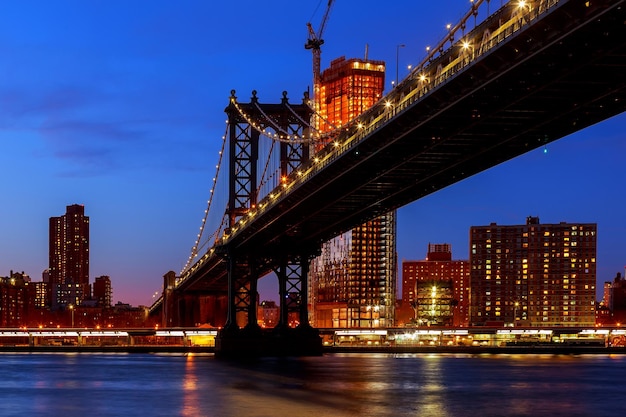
[401,244,470,327]
[309,55,396,328]
[469,216,596,327]
[49,204,90,309]
[311,213,396,328]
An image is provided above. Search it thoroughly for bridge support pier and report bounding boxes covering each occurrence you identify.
[216,91,322,357]
[215,250,322,358]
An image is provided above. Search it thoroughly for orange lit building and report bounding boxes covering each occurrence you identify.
[309,55,396,328]
[400,244,470,327]
[316,56,385,136]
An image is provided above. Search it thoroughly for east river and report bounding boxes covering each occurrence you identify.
[1,352,625,416]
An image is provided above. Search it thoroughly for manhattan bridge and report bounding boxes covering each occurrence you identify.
[148,0,626,356]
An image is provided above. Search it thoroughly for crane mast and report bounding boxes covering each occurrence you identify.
[305,0,334,112]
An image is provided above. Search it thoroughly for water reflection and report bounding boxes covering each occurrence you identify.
[181,355,200,417]
[1,352,625,417]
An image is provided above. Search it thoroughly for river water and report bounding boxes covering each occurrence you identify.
[0,352,624,417]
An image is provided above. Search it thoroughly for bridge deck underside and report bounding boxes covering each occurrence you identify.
[228,0,625,254]
[183,0,625,292]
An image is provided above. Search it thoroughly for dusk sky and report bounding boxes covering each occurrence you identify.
[1,0,624,307]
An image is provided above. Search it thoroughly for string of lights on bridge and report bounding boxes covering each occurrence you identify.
[229,97,343,144]
[181,120,229,274]
[177,0,550,282]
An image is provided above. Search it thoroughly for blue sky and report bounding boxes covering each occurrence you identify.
[1,1,624,307]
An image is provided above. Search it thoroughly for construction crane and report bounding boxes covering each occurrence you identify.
[305,0,334,108]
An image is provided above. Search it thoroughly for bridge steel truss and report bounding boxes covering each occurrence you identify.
[217,90,321,355]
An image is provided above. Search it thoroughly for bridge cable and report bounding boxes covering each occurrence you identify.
[181,120,229,274]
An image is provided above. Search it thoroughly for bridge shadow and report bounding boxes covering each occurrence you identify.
[206,355,370,416]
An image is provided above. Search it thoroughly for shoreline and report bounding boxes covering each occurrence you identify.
[2,344,626,355]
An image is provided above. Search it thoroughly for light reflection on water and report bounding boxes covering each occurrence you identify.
[0,352,624,417]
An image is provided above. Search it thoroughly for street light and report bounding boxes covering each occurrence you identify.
[395,44,405,87]
[69,304,74,328]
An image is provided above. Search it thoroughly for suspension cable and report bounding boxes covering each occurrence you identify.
[231,98,319,144]
[181,120,229,274]
[256,139,276,197]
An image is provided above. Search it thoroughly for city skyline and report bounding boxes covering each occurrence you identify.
[1,1,624,307]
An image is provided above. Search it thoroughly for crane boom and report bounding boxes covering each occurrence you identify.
[305,0,334,106]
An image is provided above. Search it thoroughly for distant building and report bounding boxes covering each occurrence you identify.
[469,216,596,327]
[598,272,626,325]
[258,300,279,328]
[309,55,396,329]
[93,276,112,308]
[400,244,470,327]
[33,281,49,309]
[49,204,90,309]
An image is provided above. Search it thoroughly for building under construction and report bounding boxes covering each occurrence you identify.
[316,56,385,135]
[309,55,396,328]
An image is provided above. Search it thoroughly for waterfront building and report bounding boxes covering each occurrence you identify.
[0,271,34,327]
[309,55,396,329]
[49,204,90,309]
[310,214,396,328]
[469,216,596,327]
[401,244,470,327]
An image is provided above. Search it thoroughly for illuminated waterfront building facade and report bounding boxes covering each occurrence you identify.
[49,204,90,309]
[309,55,396,328]
[470,216,596,327]
[401,244,470,327]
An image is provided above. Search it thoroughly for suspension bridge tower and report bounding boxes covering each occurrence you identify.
[214,90,323,357]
